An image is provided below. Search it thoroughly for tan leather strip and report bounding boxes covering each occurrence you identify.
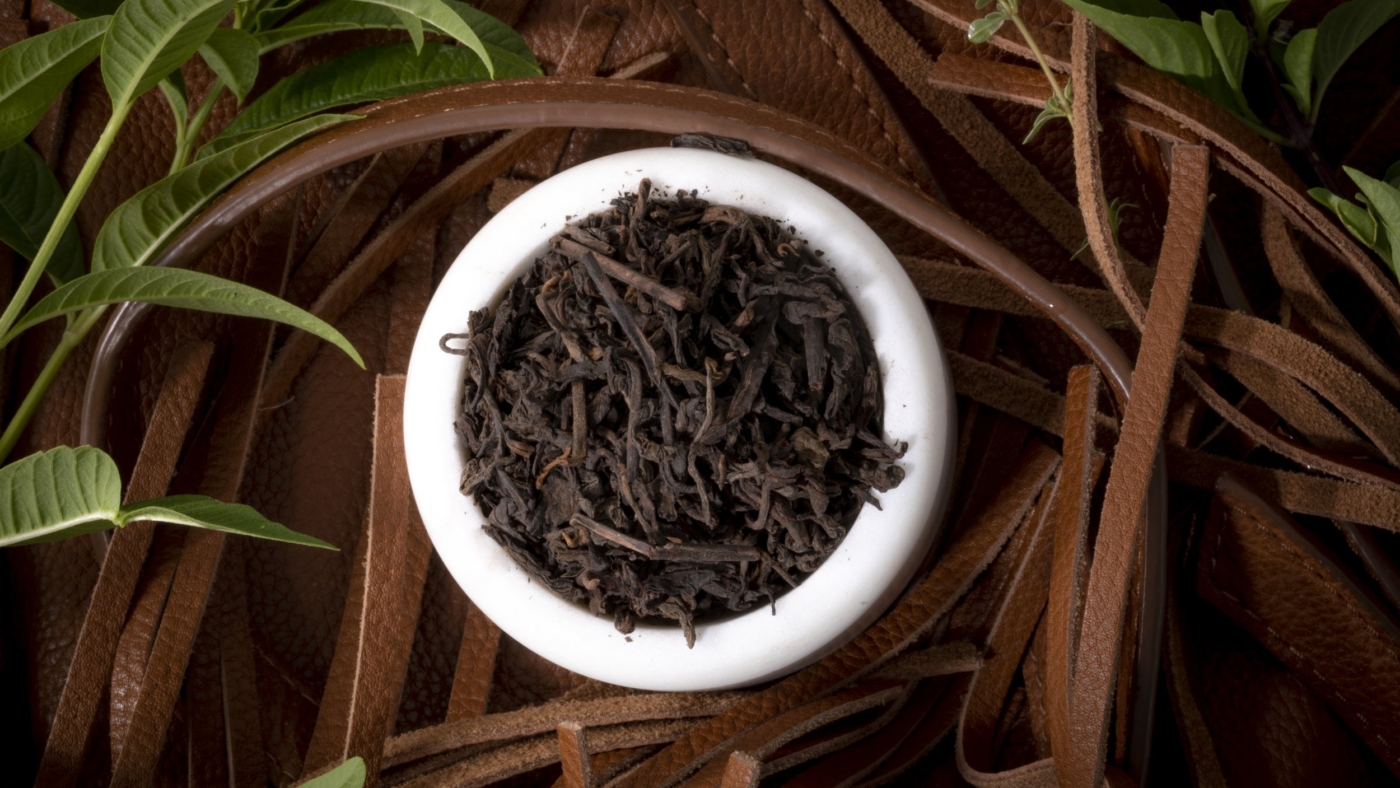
[301,375,431,784]
[679,683,909,787]
[927,53,1052,107]
[109,527,185,757]
[446,604,502,722]
[1066,144,1209,788]
[1199,476,1400,774]
[948,351,1068,436]
[1210,348,1365,453]
[397,719,700,788]
[1071,16,1146,330]
[956,470,1058,787]
[214,541,266,788]
[718,752,761,788]
[1261,204,1400,397]
[783,678,951,788]
[109,195,298,788]
[34,341,214,788]
[899,255,1129,327]
[1047,366,1102,787]
[826,0,1089,266]
[615,443,1060,788]
[852,675,972,787]
[187,607,228,787]
[385,691,747,767]
[1162,592,1228,788]
[873,642,982,681]
[558,722,594,788]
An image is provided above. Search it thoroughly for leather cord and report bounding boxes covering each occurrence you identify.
[74,77,1167,778]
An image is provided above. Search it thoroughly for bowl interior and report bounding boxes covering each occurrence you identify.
[404,147,954,691]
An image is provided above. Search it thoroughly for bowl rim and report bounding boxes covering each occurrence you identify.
[403,146,955,691]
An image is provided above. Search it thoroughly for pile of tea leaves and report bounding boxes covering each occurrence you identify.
[450,180,905,646]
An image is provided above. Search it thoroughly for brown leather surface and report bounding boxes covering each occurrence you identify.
[7,0,1400,785]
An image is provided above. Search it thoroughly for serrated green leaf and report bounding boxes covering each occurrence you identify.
[295,758,367,788]
[202,42,502,159]
[1201,10,1249,95]
[1061,0,1238,114]
[356,0,492,75]
[5,267,364,366]
[968,12,1007,43]
[1249,0,1293,38]
[93,114,355,272]
[1282,27,1316,117]
[199,28,260,103]
[1346,166,1400,272]
[0,142,85,285]
[254,0,539,78]
[0,16,110,151]
[102,0,239,111]
[1312,0,1400,124]
[0,446,121,548]
[117,495,336,548]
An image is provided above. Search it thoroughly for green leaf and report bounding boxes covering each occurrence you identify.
[1282,27,1317,117]
[296,758,367,788]
[199,27,260,103]
[357,0,492,75]
[248,0,308,32]
[968,12,1007,43]
[0,17,110,151]
[0,446,121,548]
[1384,160,1400,189]
[974,0,995,8]
[5,267,364,366]
[202,41,504,159]
[1310,187,1379,243]
[117,495,336,548]
[102,0,239,111]
[393,8,426,52]
[254,0,539,77]
[93,114,356,272]
[1201,10,1249,95]
[1346,166,1400,270]
[158,71,190,139]
[1248,0,1293,38]
[1312,0,1400,124]
[1023,86,1070,143]
[1060,0,1238,115]
[45,0,124,18]
[0,142,85,285]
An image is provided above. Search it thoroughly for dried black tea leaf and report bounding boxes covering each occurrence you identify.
[450,180,905,647]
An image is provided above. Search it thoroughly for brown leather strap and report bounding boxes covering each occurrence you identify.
[34,341,214,788]
[558,721,594,788]
[1066,144,1209,787]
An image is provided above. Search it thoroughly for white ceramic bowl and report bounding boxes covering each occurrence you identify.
[404,147,954,691]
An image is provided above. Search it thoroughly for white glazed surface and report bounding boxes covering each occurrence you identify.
[404,147,954,691]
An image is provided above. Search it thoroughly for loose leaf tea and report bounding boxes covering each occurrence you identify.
[449,180,905,647]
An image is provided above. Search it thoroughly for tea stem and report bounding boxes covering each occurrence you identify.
[1007,9,1072,123]
[170,78,223,174]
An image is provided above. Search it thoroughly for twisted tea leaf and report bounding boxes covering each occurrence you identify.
[0,142,85,284]
[0,16,110,151]
[102,0,239,111]
[92,113,358,271]
[4,266,364,367]
[201,42,512,159]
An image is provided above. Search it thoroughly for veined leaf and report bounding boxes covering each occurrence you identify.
[393,8,426,52]
[356,0,492,75]
[296,758,367,788]
[1312,0,1400,123]
[968,12,1007,43]
[0,17,110,151]
[158,71,190,140]
[1282,28,1316,117]
[5,267,364,366]
[0,447,121,548]
[1346,166,1400,272]
[1248,0,1293,38]
[0,143,85,284]
[247,0,308,32]
[118,495,336,548]
[102,0,239,111]
[1201,10,1249,95]
[92,114,356,272]
[1061,0,1238,114]
[202,42,498,159]
[254,0,539,77]
[1311,187,1392,271]
[199,27,260,103]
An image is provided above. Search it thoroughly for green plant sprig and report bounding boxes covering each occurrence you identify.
[968,0,1074,143]
[0,0,539,547]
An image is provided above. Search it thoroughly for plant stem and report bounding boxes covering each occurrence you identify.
[0,103,131,344]
[1008,10,1072,119]
[171,78,223,173]
[0,306,106,462]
